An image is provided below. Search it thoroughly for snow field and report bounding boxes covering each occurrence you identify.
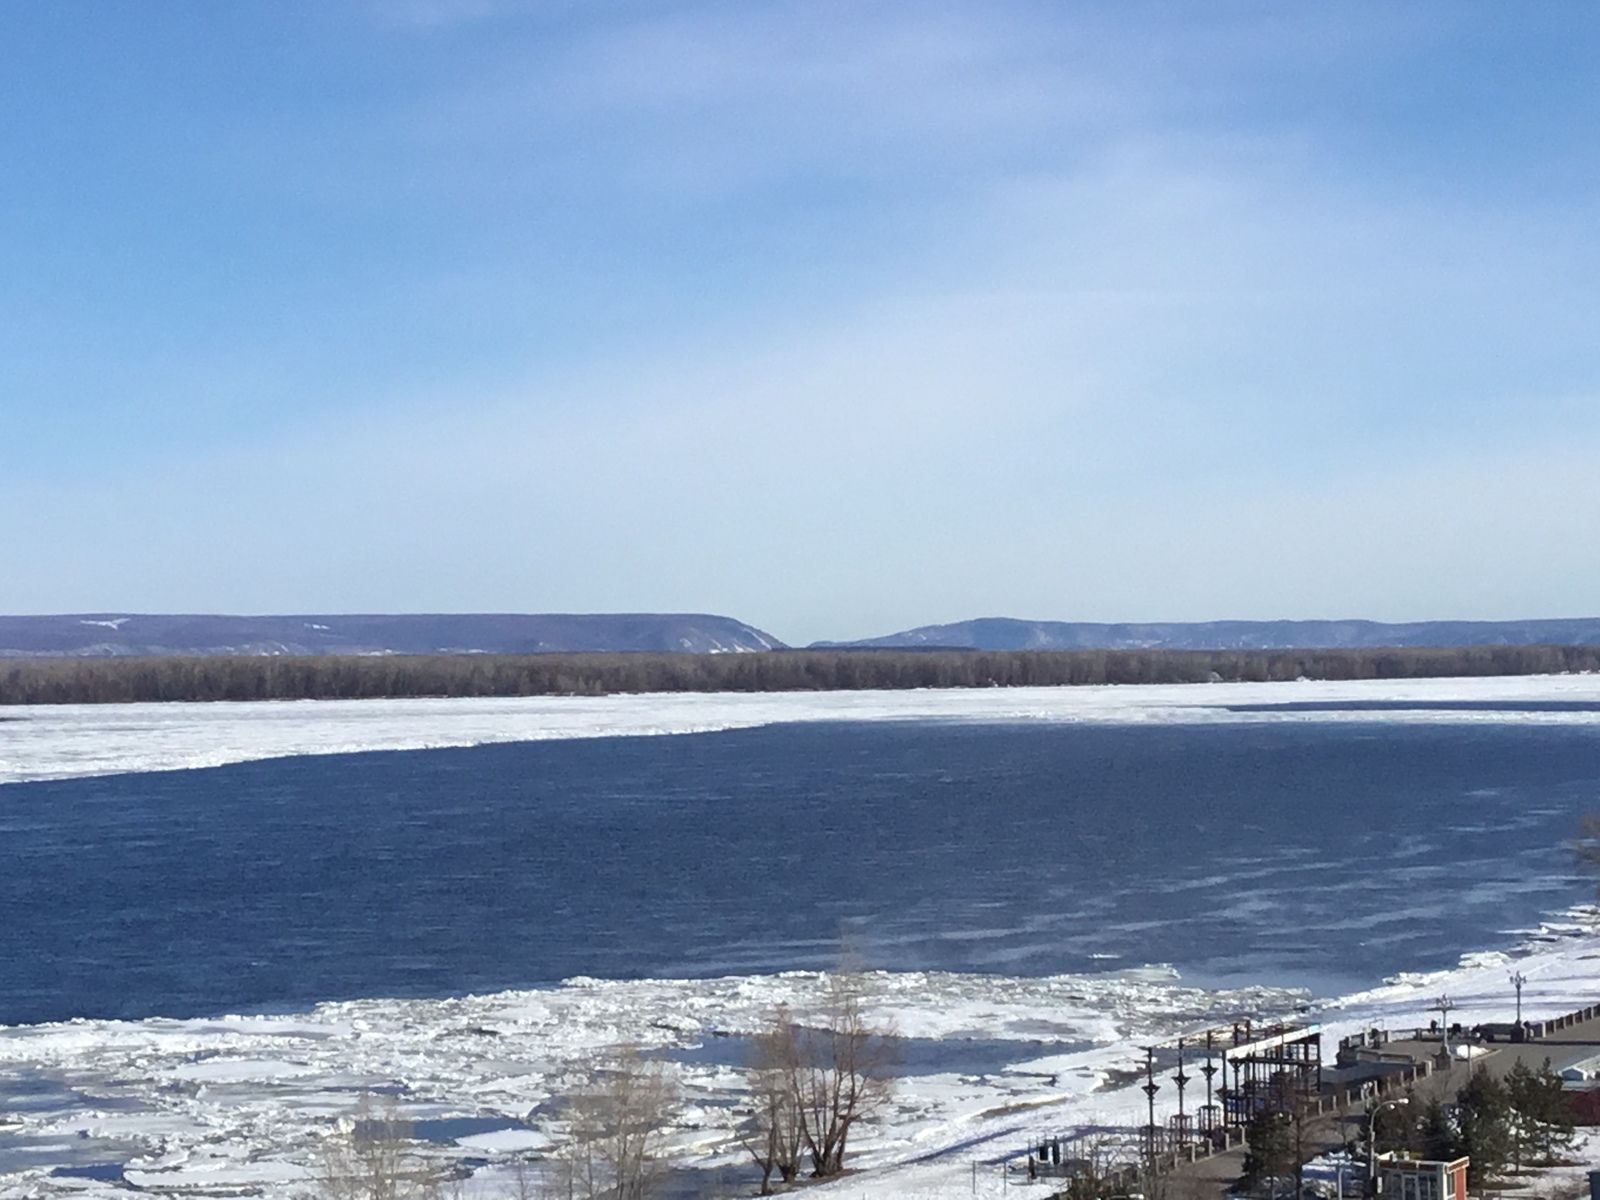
[5,673,1600,785]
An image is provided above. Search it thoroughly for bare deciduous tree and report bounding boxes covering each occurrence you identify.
[314,1094,443,1200]
[740,1007,807,1193]
[771,973,897,1180]
[1051,1126,1137,1200]
[505,1159,538,1200]
[557,1046,679,1200]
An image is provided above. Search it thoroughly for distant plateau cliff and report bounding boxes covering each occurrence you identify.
[0,613,784,658]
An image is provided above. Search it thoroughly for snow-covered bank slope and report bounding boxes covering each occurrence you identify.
[4,673,1600,784]
[2,913,1598,1200]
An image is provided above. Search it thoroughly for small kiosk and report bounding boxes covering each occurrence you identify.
[1374,1153,1469,1200]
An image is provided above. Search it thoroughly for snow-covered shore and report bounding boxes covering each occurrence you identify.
[2,911,1597,1199]
[4,672,1600,785]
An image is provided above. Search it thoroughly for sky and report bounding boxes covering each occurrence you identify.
[3,1,1599,644]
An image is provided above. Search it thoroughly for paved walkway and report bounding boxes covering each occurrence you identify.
[1158,1059,1484,1198]
[1479,1016,1600,1078]
[1380,1016,1600,1081]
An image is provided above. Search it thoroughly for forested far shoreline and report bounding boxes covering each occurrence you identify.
[1,645,1598,705]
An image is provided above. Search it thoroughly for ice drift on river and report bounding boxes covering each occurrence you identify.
[4,676,1600,1196]
[4,673,1600,784]
[3,914,1600,1200]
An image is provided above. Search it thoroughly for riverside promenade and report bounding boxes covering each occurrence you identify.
[1158,1057,1476,1200]
[1480,1006,1600,1079]
[1148,1001,1600,1200]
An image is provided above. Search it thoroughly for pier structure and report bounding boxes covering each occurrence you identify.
[1217,1021,1323,1126]
[1141,1019,1327,1158]
[1012,996,1600,1200]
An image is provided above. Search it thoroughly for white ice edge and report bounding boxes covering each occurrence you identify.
[4,673,1600,785]
[4,912,1600,1200]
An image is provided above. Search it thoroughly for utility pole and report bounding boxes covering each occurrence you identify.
[1511,971,1527,1025]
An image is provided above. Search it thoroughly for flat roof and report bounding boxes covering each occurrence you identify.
[1223,1024,1323,1061]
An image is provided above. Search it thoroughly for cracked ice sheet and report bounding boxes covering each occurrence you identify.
[0,969,1310,1199]
[5,912,1600,1200]
[4,673,1600,784]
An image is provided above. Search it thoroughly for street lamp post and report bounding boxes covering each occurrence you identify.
[1367,1097,1411,1195]
[1432,996,1456,1061]
[1200,1030,1219,1134]
[1511,971,1528,1026]
[1141,1046,1161,1170]
[1174,1037,1190,1144]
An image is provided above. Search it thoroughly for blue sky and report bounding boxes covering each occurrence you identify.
[4,2,1599,643]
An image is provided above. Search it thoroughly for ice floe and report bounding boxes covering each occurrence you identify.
[4,673,1600,784]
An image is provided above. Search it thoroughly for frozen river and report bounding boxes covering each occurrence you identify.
[2,675,1599,1197]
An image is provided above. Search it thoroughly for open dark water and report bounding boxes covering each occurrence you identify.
[2,717,1598,1025]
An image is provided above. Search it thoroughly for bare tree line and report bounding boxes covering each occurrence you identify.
[310,1053,681,1200]
[313,1094,461,1200]
[547,1048,680,1200]
[740,974,897,1191]
[311,973,896,1200]
[5,643,1597,704]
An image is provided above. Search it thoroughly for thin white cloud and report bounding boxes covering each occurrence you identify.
[8,186,1599,640]
[7,2,1600,635]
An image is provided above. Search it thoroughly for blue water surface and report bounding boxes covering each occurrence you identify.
[2,717,1597,1024]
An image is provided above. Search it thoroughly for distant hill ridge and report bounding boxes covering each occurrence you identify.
[6,612,1600,661]
[817,616,1600,651]
[0,613,783,658]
